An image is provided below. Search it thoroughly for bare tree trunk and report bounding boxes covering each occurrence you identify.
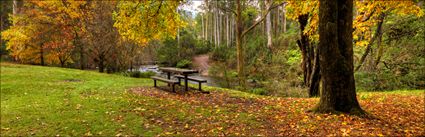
[266,0,272,50]
[297,14,313,87]
[355,13,385,71]
[73,29,85,70]
[236,0,246,88]
[214,1,218,47]
[282,6,287,33]
[315,0,364,114]
[226,12,230,47]
[98,55,105,73]
[309,47,320,97]
[218,8,221,46]
[230,15,233,46]
[201,13,205,40]
[374,14,386,69]
[40,46,45,66]
[13,0,23,15]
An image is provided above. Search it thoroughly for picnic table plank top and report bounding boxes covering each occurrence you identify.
[159,67,198,74]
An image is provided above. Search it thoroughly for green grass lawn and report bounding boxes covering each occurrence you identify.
[1,63,424,136]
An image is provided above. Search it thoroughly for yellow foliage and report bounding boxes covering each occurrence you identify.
[353,1,423,46]
[286,0,424,46]
[113,1,185,45]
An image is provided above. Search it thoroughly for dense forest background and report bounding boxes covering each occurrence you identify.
[1,0,424,97]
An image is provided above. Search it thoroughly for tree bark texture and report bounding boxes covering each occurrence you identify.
[374,14,386,69]
[40,46,45,66]
[316,0,364,114]
[297,14,314,87]
[235,0,246,88]
[266,0,272,50]
[309,47,320,97]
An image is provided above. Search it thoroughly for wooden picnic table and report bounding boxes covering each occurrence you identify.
[159,67,198,91]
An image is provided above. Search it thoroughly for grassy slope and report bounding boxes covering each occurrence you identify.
[1,63,157,136]
[1,63,424,136]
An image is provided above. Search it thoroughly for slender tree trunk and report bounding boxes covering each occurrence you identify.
[374,14,386,69]
[60,57,65,67]
[177,9,180,58]
[214,2,218,47]
[236,0,246,88]
[74,30,85,70]
[39,45,45,66]
[218,8,221,46]
[13,0,23,15]
[282,6,287,33]
[315,0,364,114]
[201,14,204,40]
[297,14,313,87]
[204,14,207,41]
[355,13,385,71]
[266,0,272,50]
[98,55,104,73]
[309,47,320,97]
[226,13,230,47]
[273,8,278,37]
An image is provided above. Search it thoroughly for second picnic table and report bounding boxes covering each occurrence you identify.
[159,67,198,91]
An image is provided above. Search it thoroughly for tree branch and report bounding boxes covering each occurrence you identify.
[241,1,286,37]
[217,5,236,15]
[150,0,163,18]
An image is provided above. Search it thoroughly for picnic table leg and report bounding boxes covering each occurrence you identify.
[167,72,171,86]
[184,74,188,91]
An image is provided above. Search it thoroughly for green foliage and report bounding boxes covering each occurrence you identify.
[285,49,302,66]
[249,88,268,95]
[125,71,156,78]
[156,28,211,67]
[176,59,192,68]
[210,46,235,62]
[208,62,239,88]
[156,39,180,66]
[355,15,425,91]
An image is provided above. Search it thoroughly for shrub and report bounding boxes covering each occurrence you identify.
[176,59,192,68]
[210,46,234,62]
[126,71,156,78]
[249,88,268,95]
[140,71,156,78]
[130,71,141,78]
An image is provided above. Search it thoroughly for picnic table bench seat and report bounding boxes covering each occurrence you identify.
[174,75,207,91]
[151,76,179,92]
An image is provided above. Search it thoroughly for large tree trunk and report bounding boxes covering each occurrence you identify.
[315,0,364,114]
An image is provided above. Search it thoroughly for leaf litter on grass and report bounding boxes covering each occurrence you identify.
[130,87,424,136]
